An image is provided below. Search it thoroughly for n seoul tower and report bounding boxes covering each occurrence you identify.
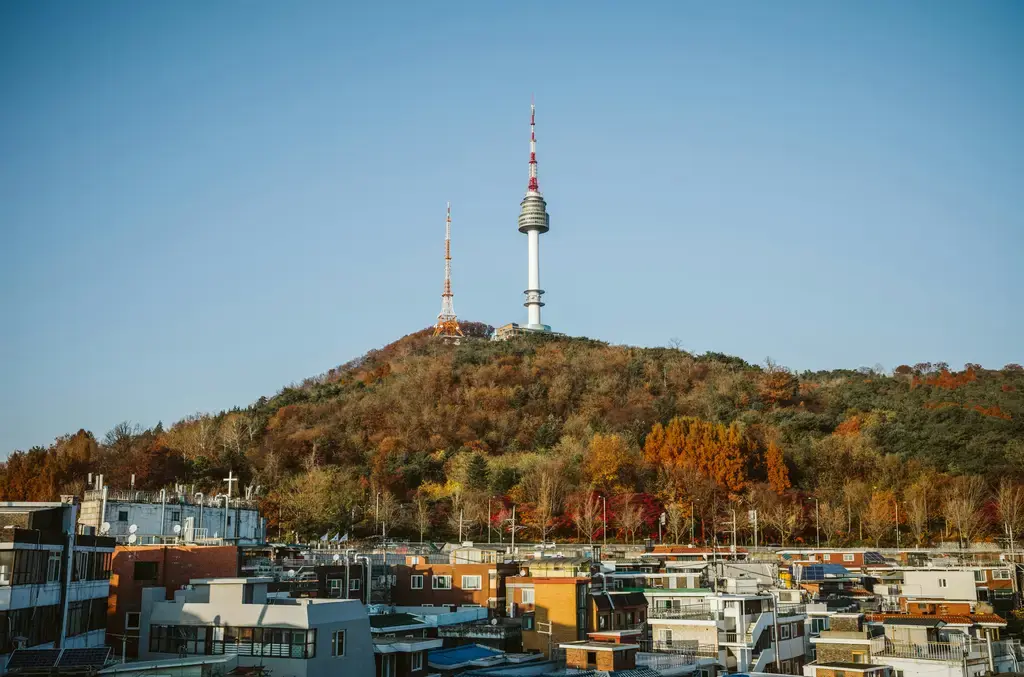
[518,101,551,331]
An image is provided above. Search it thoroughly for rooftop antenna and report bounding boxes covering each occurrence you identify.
[433,202,464,340]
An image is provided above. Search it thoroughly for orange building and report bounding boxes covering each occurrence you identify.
[391,558,517,612]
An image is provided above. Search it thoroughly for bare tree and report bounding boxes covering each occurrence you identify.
[763,500,804,546]
[615,493,644,544]
[570,491,602,544]
[997,480,1024,553]
[665,502,690,545]
[414,493,432,544]
[819,501,846,545]
[904,484,930,546]
[842,479,872,542]
[943,476,988,548]
[376,490,402,540]
[863,491,895,547]
[220,414,246,457]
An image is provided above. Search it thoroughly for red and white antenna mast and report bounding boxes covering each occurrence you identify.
[528,99,539,193]
[433,202,463,339]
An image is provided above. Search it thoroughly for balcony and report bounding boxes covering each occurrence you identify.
[873,641,968,663]
[719,631,753,645]
[641,643,718,660]
[776,603,806,617]
[647,605,718,621]
[437,623,521,639]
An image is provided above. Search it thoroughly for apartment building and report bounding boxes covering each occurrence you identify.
[519,578,590,656]
[107,544,242,658]
[0,500,115,673]
[138,577,373,676]
[392,557,517,612]
[646,589,809,674]
[79,488,264,544]
[778,550,890,569]
[807,612,1020,677]
[369,613,442,677]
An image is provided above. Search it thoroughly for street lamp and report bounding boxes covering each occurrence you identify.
[895,500,900,551]
[808,498,820,550]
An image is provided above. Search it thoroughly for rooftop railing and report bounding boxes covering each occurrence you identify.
[640,644,718,663]
[874,640,968,663]
[647,605,718,621]
[437,624,521,638]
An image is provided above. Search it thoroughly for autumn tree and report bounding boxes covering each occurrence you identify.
[863,491,896,547]
[644,417,751,492]
[765,441,791,495]
[583,434,631,492]
[760,358,798,406]
[279,467,360,540]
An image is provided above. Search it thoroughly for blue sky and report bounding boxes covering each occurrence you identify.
[2,1,1022,455]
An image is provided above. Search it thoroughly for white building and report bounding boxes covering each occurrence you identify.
[80,488,264,544]
[901,570,977,601]
[138,577,374,677]
[0,500,115,673]
[645,585,809,674]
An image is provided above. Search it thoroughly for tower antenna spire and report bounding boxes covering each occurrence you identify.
[433,201,463,339]
[528,98,539,193]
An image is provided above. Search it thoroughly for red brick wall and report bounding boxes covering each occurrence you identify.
[108,545,239,656]
[391,563,501,609]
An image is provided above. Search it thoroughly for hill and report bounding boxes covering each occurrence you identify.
[3,324,1023,546]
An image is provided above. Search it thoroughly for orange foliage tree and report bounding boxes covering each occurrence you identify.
[765,441,791,495]
[583,433,630,492]
[643,417,750,493]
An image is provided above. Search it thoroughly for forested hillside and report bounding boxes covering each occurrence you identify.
[3,324,1023,547]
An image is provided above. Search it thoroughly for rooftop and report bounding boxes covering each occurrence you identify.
[814,662,889,671]
[866,613,1006,626]
[369,613,425,629]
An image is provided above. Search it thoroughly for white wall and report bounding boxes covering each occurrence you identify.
[101,501,261,542]
[903,571,977,601]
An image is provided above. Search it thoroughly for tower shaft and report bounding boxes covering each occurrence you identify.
[433,202,463,338]
[518,102,551,331]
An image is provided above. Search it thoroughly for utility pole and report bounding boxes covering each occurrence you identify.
[374,492,381,533]
[690,501,695,544]
[731,509,737,553]
[488,497,492,545]
[459,509,464,543]
[602,496,607,548]
[510,506,517,554]
[895,500,900,551]
[808,498,820,549]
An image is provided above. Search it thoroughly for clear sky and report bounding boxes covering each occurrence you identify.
[2,1,1022,455]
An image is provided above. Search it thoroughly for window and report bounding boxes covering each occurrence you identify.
[118,510,129,522]
[134,561,158,581]
[412,652,424,671]
[0,550,12,585]
[171,511,180,522]
[975,570,987,582]
[994,570,1012,580]
[410,575,424,590]
[331,630,345,657]
[328,578,343,597]
[521,588,535,604]
[46,551,61,583]
[823,554,831,561]
[938,578,947,588]
[462,575,482,590]
[780,624,790,639]
[349,578,360,591]
[522,613,535,631]
[227,516,232,526]
[421,604,434,607]
[125,612,141,630]
[433,575,452,590]
[843,554,855,562]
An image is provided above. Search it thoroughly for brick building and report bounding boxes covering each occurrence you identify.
[391,558,517,612]
[108,545,242,657]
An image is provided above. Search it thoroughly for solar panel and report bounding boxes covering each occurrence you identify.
[56,648,111,670]
[864,551,887,564]
[6,649,62,672]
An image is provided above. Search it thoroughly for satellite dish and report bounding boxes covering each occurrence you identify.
[333,554,341,562]
[100,522,110,535]
[128,534,138,545]
[173,524,182,534]
[128,524,138,534]
[287,569,296,578]
[491,618,499,626]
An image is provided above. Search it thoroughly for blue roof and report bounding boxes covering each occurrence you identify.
[428,645,504,667]
[798,563,851,580]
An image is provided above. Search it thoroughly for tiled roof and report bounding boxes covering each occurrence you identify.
[866,613,1006,626]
